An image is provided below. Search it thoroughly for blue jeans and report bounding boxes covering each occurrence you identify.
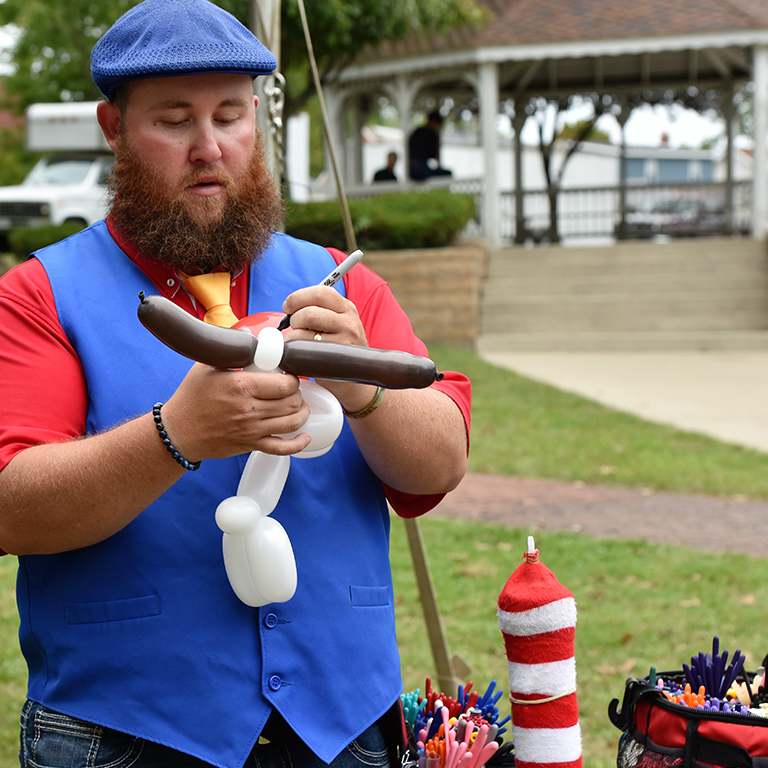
[19,700,392,768]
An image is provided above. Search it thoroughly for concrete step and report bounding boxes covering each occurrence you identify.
[483,265,768,294]
[476,330,768,353]
[477,239,768,351]
[481,301,768,332]
[486,253,768,279]
[483,278,768,300]
[480,316,768,333]
[489,238,766,264]
[486,240,767,271]
[481,290,768,309]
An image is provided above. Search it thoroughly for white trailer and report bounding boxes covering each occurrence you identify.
[0,101,113,235]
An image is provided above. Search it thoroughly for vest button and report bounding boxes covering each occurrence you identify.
[268,675,282,691]
[264,613,278,628]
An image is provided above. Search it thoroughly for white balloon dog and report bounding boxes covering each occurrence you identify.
[214,326,344,607]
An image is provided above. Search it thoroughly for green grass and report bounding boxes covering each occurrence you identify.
[431,345,768,499]
[0,346,767,764]
[390,516,768,768]
[0,558,22,766]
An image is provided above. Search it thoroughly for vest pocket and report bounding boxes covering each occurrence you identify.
[64,594,161,625]
[349,585,390,607]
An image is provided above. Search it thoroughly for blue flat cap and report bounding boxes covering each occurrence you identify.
[91,0,277,100]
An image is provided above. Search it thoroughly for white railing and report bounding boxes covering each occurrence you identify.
[310,179,752,245]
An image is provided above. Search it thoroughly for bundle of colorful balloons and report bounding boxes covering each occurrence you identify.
[401,679,514,768]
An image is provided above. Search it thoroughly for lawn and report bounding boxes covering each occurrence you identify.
[0,346,765,765]
[390,516,768,768]
[431,346,768,499]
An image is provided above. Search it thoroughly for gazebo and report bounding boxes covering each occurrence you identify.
[324,0,768,245]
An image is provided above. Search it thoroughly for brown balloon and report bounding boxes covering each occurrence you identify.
[137,293,443,389]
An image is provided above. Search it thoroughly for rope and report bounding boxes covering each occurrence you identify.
[295,0,358,253]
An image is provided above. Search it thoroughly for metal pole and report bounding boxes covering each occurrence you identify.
[251,0,282,189]
[289,0,466,691]
[403,518,464,694]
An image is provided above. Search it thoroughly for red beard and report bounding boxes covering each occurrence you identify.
[107,131,284,273]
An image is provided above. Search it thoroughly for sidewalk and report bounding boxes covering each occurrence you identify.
[430,351,768,554]
[480,351,768,454]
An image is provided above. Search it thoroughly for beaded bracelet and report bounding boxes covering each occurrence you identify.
[152,402,201,471]
[342,386,386,419]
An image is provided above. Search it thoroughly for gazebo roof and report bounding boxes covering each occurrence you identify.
[322,0,768,246]
[339,0,768,96]
[437,0,768,48]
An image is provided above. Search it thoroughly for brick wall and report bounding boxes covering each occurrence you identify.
[363,240,488,348]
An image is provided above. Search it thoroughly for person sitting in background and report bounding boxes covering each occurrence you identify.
[373,151,398,182]
[408,111,452,181]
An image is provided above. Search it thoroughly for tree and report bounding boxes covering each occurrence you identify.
[519,85,730,243]
[0,0,136,109]
[525,93,619,244]
[275,0,485,119]
[0,0,485,138]
[556,120,611,144]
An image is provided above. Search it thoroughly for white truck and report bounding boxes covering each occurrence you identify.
[0,101,113,236]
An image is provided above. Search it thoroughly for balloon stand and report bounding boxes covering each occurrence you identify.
[497,536,583,768]
[401,678,513,767]
[609,637,768,766]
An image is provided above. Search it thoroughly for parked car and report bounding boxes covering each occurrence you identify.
[619,196,728,239]
[0,102,113,248]
[0,153,113,238]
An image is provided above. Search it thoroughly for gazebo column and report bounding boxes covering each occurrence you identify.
[322,87,346,196]
[721,88,735,236]
[386,77,420,182]
[753,44,768,240]
[347,94,366,187]
[479,62,500,246]
[615,103,633,241]
[512,100,527,245]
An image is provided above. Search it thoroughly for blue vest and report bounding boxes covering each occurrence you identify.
[21,221,402,768]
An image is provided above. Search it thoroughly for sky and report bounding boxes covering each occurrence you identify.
[509,100,729,150]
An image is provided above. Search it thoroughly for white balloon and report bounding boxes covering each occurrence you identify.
[217,370,343,606]
[215,495,264,535]
[221,532,271,607]
[279,379,344,458]
[237,452,290,509]
[217,498,297,606]
[252,326,285,372]
[244,516,298,604]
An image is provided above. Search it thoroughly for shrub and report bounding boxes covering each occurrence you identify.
[284,189,476,251]
[8,222,86,259]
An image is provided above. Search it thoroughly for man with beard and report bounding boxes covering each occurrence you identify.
[0,1,471,768]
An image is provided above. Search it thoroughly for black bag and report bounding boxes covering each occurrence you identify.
[609,672,768,768]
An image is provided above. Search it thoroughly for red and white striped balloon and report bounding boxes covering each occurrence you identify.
[497,537,582,768]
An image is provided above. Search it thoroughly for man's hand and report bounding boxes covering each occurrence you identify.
[161,363,313,461]
[281,285,377,410]
[280,285,468,496]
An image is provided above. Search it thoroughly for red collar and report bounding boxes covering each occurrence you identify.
[106,214,249,320]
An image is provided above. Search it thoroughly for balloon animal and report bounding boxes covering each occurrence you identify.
[213,321,344,607]
[137,294,442,608]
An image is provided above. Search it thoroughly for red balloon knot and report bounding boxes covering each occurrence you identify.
[522,549,540,564]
